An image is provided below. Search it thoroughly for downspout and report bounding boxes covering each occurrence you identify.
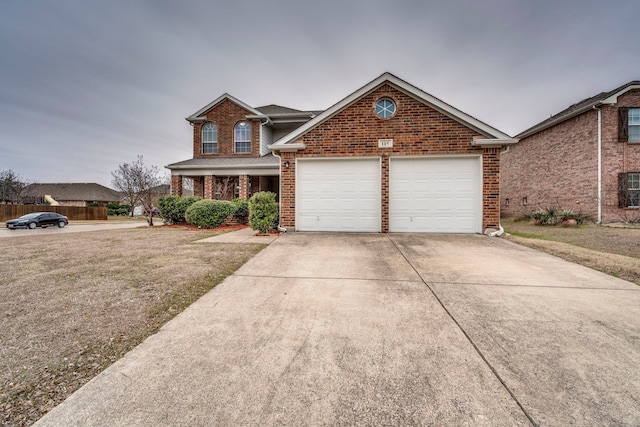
[594,106,602,224]
[271,149,287,232]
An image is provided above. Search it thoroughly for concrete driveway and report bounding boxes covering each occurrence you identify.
[35,233,640,426]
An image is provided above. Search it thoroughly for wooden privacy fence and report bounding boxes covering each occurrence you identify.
[0,205,108,222]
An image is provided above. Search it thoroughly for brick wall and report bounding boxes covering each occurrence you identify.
[171,175,183,196]
[193,99,261,157]
[601,89,640,222]
[501,110,599,219]
[279,84,500,232]
[501,88,640,223]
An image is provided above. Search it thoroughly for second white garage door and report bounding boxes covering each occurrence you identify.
[389,156,481,233]
[296,158,380,232]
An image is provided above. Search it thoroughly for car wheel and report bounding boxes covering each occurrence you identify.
[58,221,66,228]
[28,222,37,229]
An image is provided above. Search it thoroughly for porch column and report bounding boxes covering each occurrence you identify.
[171,175,183,196]
[204,175,216,200]
[239,174,249,200]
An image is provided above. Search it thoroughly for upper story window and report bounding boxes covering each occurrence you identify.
[202,122,218,154]
[629,108,640,142]
[375,98,396,119]
[619,107,640,142]
[234,122,251,153]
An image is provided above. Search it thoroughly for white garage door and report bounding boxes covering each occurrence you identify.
[389,157,481,233]
[297,158,380,232]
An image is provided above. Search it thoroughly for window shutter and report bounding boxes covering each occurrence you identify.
[618,172,629,207]
[618,107,629,142]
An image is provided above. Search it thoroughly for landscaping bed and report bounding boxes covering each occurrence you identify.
[0,228,265,426]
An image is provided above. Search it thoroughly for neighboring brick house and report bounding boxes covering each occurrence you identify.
[166,94,319,202]
[168,73,517,233]
[501,81,640,223]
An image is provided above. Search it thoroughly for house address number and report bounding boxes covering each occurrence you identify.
[378,139,393,148]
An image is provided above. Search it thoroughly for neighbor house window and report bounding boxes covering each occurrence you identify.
[375,98,396,118]
[629,108,640,142]
[618,108,640,142]
[234,122,251,153]
[202,122,218,154]
[618,172,640,207]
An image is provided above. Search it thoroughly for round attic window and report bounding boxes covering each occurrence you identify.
[375,98,396,119]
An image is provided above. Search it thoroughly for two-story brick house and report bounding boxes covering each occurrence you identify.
[501,80,640,223]
[168,73,518,233]
[166,94,319,202]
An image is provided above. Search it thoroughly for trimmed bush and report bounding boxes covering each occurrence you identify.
[232,198,249,224]
[185,199,236,229]
[158,195,201,224]
[249,192,279,234]
[107,202,131,216]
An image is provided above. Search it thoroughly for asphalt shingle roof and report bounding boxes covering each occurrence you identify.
[517,80,640,138]
[24,183,122,202]
[166,154,280,169]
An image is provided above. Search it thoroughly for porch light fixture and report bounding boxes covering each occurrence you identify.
[284,161,290,168]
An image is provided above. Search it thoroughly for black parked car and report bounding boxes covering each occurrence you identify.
[5,212,69,229]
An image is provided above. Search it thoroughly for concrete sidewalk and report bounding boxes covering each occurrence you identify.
[196,226,280,244]
[35,233,640,426]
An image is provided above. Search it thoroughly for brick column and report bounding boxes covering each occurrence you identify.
[204,175,216,199]
[171,175,183,196]
[482,148,500,231]
[239,174,249,200]
[193,177,204,198]
[279,152,296,228]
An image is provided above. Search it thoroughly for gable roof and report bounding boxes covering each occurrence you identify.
[24,183,122,202]
[517,80,640,138]
[270,72,514,149]
[186,93,266,122]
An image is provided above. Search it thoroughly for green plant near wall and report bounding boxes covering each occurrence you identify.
[185,199,237,228]
[248,191,279,234]
[158,195,201,224]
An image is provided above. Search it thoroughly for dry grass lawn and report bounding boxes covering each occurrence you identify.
[0,227,264,426]
[503,219,640,286]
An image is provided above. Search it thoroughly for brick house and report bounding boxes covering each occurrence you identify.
[501,81,640,223]
[167,94,318,202]
[168,73,517,233]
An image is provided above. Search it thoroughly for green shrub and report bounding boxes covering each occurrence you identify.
[249,192,279,234]
[232,198,249,224]
[185,199,236,228]
[107,202,130,216]
[158,195,201,224]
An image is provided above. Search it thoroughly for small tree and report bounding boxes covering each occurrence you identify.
[248,192,279,234]
[111,155,165,225]
[0,170,28,204]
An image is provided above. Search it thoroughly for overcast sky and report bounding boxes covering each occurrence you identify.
[1,0,638,187]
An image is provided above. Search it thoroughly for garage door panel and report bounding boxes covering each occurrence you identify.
[297,159,381,232]
[390,157,481,233]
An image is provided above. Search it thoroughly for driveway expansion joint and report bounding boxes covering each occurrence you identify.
[386,234,540,427]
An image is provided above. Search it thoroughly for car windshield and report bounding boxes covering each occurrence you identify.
[19,213,41,219]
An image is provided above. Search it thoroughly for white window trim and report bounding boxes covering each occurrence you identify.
[234,122,251,153]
